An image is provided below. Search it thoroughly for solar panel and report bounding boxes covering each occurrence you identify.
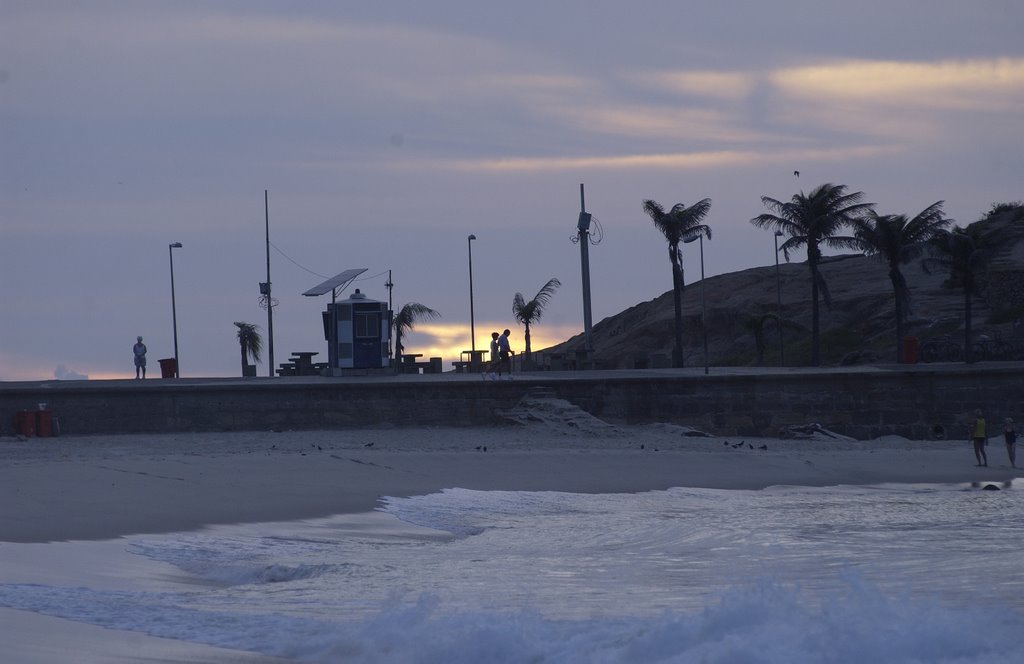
[302,268,368,297]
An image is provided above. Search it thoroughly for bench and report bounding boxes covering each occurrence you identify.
[401,355,443,374]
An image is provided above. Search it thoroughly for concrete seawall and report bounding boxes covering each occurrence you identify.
[2,364,1020,440]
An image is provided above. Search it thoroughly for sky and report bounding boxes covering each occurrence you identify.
[2,0,1022,380]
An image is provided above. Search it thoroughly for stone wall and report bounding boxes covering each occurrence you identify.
[2,366,1020,441]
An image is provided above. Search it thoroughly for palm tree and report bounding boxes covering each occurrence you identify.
[512,277,561,367]
[750,183,872,365]
[233,321,263,377]
[642,198,712,367]
[852,202,951,362]
[922,226,989,363]
[392,302,440,372]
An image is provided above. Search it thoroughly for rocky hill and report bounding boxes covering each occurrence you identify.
[541,205,1024,368]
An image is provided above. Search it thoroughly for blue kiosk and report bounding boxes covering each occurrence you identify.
[303,269,391,373]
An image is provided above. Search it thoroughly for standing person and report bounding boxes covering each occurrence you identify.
[133,336,148,379]
[971,409,987,467]
[1004,417,1017,468]
[497,328,513,380]
[483,331,500,381]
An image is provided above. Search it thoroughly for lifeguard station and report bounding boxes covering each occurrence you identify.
[303,269,391,374]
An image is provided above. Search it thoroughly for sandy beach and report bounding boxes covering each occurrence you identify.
[2,398,1019,662]
[3,397,1016,544]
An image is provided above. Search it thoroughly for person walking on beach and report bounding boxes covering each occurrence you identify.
[971,409,987,467]
[483,331,500,381]
[133,336,148,379]
[1004,417,1017,468]
[497,328,513,380]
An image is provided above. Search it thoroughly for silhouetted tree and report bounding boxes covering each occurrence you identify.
[750,183,872,365]
[512,277,561,367]
[643,198,712,368]
[233,321,263,376]
[392,303,440,372]
[922,226,990,363]
[852,202,951,362]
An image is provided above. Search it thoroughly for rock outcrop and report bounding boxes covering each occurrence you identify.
[541,206,1024,368]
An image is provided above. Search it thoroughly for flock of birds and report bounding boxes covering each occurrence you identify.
[724,440,769,451]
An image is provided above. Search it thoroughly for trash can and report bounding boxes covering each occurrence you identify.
[903,336,919,364]
[159,358,177,378]
[16,410,36,437]
[36,409,53,437]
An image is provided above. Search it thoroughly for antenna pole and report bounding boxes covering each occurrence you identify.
[579,183,593,362]
[385,270,394,361]
[265,190,275,377]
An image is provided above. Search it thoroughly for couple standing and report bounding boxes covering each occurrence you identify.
[484,329,513,381]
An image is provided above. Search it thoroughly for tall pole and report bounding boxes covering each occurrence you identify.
[579,183,593,360]
[265,190,275,377]
[169,242,182,378]
[385,269,394,361]
[468,234,477,353]
[774,231,785,367]
[684,232,708,374]
[699,235,708,375]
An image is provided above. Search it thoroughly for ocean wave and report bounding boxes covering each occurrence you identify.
[2,576,1022,663]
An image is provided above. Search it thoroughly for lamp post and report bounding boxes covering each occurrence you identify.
[168,242,183,378]
[774,231,785,367]
[683,232,708,374]
[467,234,477,353]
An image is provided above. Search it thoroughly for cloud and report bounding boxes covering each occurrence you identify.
[767,57,1024,139]
[541,104,771,142]
[425,145,898,173]
[772,58,1024,111]
[54,365,88,380]
[633,70,756,101]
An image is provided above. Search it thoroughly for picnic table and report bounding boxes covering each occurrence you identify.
[400,354,442,374]
[277,351,321,376]
[455,349,488,373]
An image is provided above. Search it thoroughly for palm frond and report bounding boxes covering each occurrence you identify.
[513,278,561,325]
[393,303,440,336]
[233,321,263,364]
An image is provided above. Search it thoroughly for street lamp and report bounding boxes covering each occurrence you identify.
[683,232,708,374]
[168,242,182,378]
[467,234,477,353]
[774,231,785,367]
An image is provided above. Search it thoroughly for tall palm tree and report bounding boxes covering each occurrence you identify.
[642,198,712,368]
[233,321,263,376]
[512,277,561,367]
[750,183,872,365]
[392,302,440,372]
[922,226,989,363]
[852,202,951,362]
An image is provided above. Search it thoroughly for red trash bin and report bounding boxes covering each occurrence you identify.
[159,358,177,378]
[903,336,919,364]
[16,410,36,437]
[36,409,53,437]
